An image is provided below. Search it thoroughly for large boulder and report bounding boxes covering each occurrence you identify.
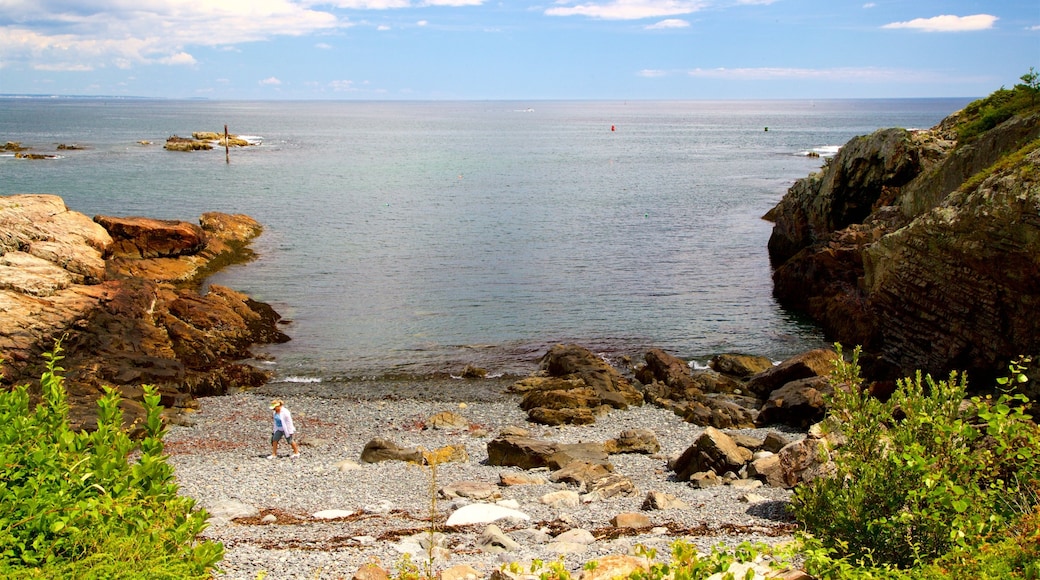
[710,353,775,379]
[746,349,838,398]
[757,376,832,428]
[486,435,611,470]
[511,344,642,425]
[672,427,753,481]
[638,349,758,428]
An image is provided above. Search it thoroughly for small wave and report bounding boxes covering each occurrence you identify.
[275,375,322,383]
[688,360,711,370]
[799,145,841,158]
[449,372,505,380]
[237,135,263,145]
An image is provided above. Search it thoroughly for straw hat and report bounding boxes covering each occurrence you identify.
[269,399,283,410]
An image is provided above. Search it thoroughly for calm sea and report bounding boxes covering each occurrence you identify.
[0,98,971,385]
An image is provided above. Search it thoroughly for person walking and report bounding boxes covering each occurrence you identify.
[268,399,300,459]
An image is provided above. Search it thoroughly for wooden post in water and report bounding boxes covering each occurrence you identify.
[224,124,230,164]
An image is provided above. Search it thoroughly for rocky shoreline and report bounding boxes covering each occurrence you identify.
[161,341,848,580]
[166,388,805,580]
[0,194,289,430]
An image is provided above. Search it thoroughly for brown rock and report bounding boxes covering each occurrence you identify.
[761,431,792,453]
[775,438,836,488]
[610,512,652,529]
[459,364,487,378]
[428,410,469,429]
[438,565,483,580]
[604,428,660,455]
[538,344,644,408]
[746,349,839,398]
[359,438,423,464]
[527,406,598,426]
[681,395,758,429]
[641,491,689,510]
[439,480,500,500]
[588,474,638,499]
[757,376,832,428]
[499,472,547,486]
[0,195,286,430]
[581,555,649,580]
[672,426,752,480]
[549,461,613,487]
[487,435,612,471]
[638,348,701,395]
[710,353,775,378]
[520,386,600,411]
[352,563,391,580]
[486,435,559,469]
[96,215,207,259]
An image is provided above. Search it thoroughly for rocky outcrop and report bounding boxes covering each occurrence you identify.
[766,104,1040,383]
[0,194,289,430]
[164,132,255,152]
[512,344,838,431]
[509,344,643,425]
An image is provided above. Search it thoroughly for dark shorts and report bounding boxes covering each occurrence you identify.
[271,431,294,444]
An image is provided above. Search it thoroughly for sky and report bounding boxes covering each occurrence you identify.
[0,1,1038,100]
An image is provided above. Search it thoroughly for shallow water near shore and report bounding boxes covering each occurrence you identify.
[0,97,971,395]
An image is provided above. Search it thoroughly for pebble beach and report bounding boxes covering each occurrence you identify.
[165,379,802,580]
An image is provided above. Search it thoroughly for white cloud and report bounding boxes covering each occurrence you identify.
[1030,25,1040,31]
[35,62,95,72]
[546,0,708,20]
[422,0,485,5]
[863,2,876,8]
[882,14,998,32]
[323,0,484,6]
[158,52,197,66]
[315,42,333,49]
[0,1,341,72]
[323,0,411,7]
[260,76,283,85]
[329,80,356,91]
[638,69,668,77]
[645,18,689,29]
[417,20,429,26]
[678,66,931,82]
[377,24,392,30]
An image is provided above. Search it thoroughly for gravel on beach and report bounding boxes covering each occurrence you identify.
[165,381,801,580]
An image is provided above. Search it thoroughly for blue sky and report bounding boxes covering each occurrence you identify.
[1,1,1037,100]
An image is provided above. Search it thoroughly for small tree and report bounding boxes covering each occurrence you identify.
[1020,67,1039,92]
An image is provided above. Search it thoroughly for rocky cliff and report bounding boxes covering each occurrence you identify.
[766,96,1040,391]
[0,194,289,430]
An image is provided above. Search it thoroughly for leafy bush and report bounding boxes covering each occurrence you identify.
[0,345,223,579]
[791,345,1040,573]
[955,70,1040,142]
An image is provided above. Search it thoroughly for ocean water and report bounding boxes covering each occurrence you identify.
[0,97,972,385]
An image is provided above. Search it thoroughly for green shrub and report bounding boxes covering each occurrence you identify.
[955,72,1040,142]
[0,345,223,579]
[791,345,1040,572]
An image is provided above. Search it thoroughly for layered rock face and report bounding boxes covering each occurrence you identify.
[0,194,289,429]
[766,109,1040,383]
